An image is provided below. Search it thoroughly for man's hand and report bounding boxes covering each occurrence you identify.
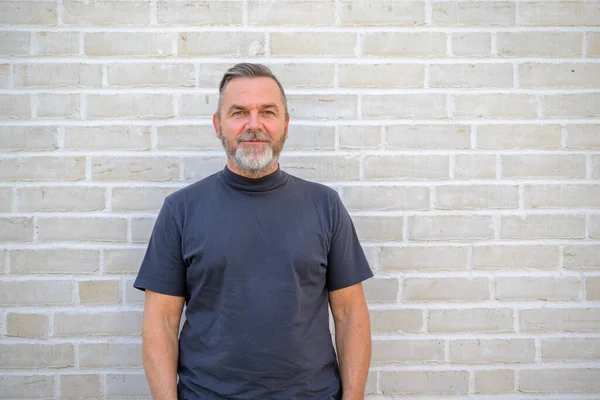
[329,283,372,400]
[142,290,185,400]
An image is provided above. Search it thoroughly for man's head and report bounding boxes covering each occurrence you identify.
[213,63,290,178]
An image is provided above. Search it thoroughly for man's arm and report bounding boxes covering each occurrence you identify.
[142,289,185,400]
[329,283,372,400]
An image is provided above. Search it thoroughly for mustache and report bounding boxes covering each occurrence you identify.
[237,131,272,143]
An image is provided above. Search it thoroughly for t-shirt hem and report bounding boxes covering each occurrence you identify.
[133,279,186,298]
[328,269,374,292]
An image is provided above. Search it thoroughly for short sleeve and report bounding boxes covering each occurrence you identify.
[133,199,187,297]
[326,192,373,291]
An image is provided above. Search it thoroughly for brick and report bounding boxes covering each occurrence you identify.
[60,375,102,400]
[381,246,469,271]
[339,125,381,150]
[474,245,559,270]
[112,187,178,212]
[0,94,31,119]
[496,277,581,301]
[453,94,538,118]
[501,215,585,239]
[0,280,72,305]
[0,126,59,151]
[503,155,586,179]
[64,1,150,26]
[179,32,265,57]
[132,217,156,243]
[591,215,600,239]
[590,32,600,57]
[80,343,142,368]
[92,156,180,181]
[157,125,218,150]
[248,1,335,26]
[432,1,515,26]
[436,185,519,210]
[340,1,425,26]
[380,371,469,395]
[79,280,120,304]
[404,278,489,301]
[15,63,102,88]
[107,63,195,88]
[454,155,496,179]
[429,308,513,333]
[104,248,146,274]
[85,32,174,57]
[0,376,53,398]
[477,124,562,149]
[10,249,100,274]
[520,369,600,393]
[0,187,11,211]
[288,95,357,120]
[37,93,80,119]
[157,1,242,25]
[54,311,142,336]
[87,94,174,119]
[18,186,106,211]
[266,63,335,88]
[450,339,534,363]
[497,32,582,57]
[0,344,73,368]
[520,63,600,89]
[364,93,447,119]
[363,278,399,303]
[452,33,491,57]
[364,155,449,180]
[343,186,429,211]
[0,64,9,88]
[386,124,470,149]
[588,277,600,300]
[365,371,376,395]
[0,2,57,25]
[35,31,79,55]
[372,339,444,364]
[595,155,600,179]
[565,245,600,270]
[37,217,128,242]
[566,124,600,149]
[285,125,335,150]
[474,370,514,394]
[352,216,403,242]
[520,308,600,332]
[526,184,600,209]
[543,93,600,118]
[270,32,356,56]
[0,156,86,181]
[542,338,600,361]
[126,278,145,305]
[520,2,600,26]
[179,93,219,118]
[430,64,513,88]
[106,374,150,397]
[410,215,494,241]
[280,156,360,181]
[339,64,424,88]
[65,125,151,150]
[0,217,33,241]
[0,31,30,56]
[182,156,226,181]
[370,309,423,333]
[363,32,446,57]
[7,313,48,338]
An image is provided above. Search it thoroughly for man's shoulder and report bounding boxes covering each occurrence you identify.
[163,171,222,207]
[283,171,340,202]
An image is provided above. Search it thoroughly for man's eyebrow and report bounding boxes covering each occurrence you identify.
[227,104,247,112]
[260,103,279,110]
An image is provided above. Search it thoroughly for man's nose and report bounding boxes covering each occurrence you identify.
[246,110,260,129]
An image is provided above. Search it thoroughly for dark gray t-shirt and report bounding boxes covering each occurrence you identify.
[134,166,373,400]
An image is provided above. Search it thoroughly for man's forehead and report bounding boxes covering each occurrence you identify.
[222,77,282,99]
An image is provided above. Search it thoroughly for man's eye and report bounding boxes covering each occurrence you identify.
[262,111,275,116]
[232,111,245,116]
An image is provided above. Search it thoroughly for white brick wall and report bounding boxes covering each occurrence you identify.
[0,0,599,398]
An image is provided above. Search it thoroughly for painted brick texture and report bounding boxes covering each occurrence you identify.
[0,0,599,399]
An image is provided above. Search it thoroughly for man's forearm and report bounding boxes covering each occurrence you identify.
[142,321,179,400]
[334,306,372,400]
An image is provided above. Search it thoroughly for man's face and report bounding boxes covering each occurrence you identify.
[213,77,290,176]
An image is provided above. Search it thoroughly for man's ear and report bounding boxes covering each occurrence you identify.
[284,114,290,139]
[213,113,221,138]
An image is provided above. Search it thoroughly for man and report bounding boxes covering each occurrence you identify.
[134,63,373,400]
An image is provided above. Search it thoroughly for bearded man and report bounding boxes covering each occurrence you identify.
[134,63,373,400]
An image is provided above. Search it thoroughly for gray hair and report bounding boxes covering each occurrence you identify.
[216,63,288,118]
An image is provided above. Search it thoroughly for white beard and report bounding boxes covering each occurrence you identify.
[232,142,275,172]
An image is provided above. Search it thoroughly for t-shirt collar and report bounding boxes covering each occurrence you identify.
[220,164,288,192]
